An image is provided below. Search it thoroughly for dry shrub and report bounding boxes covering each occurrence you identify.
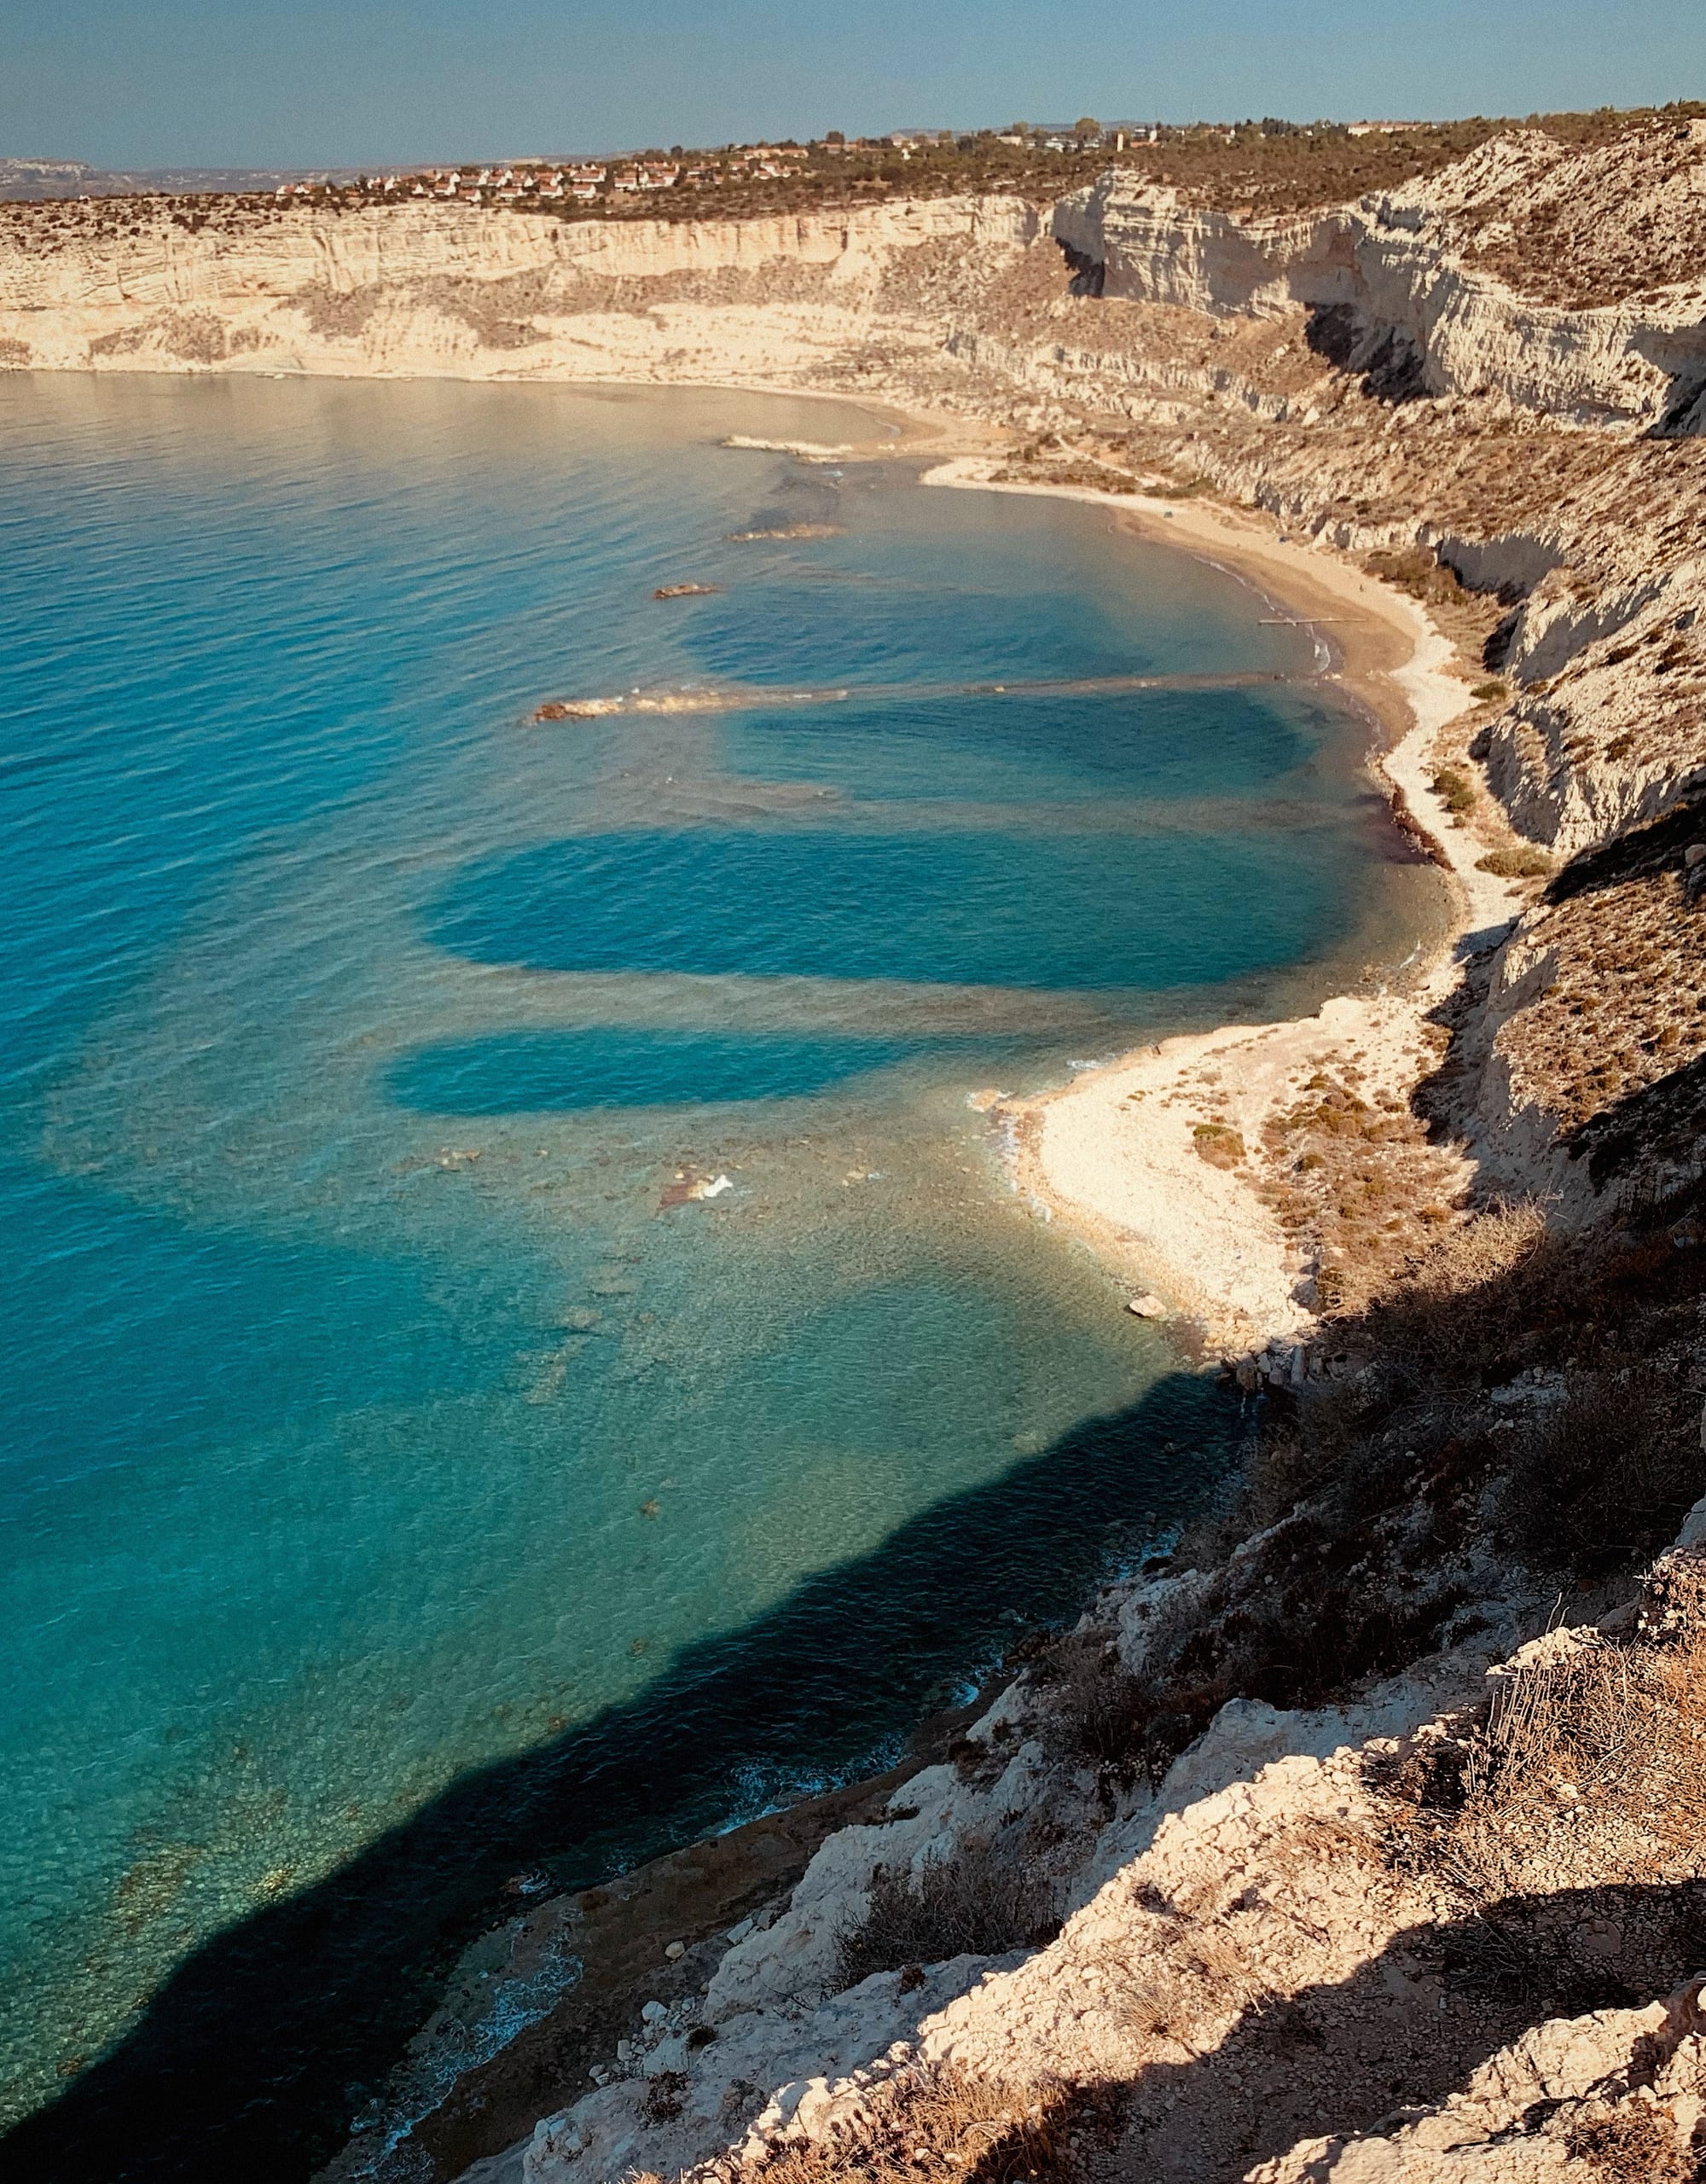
[1366,547,1465,605]
[1312,1262,1347,1310]
[1498,1366,1698,1577]
[834,1842,1059,1992]
[1283,1195,1706,1594]
[739,2063,1089,2184]
[1323,1199,1549,1397]
[1050,1167,1706,1856]
[1039,1633,1208,1794]
[1241,1423,1338,1527]
[1565,2102,1693,2181]
[1639,1548,1706,1644]
[1411,1198,1549,1295]
[1192,1121,1245,1169]
[1388,1199,1547,1351]
[643,2070,690,2124]
[1388,1633,1706,1899]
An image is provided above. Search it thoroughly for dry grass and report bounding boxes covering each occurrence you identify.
[1383,1629,1706,1901]
[727,2063,1099,2184]
[834,1844,1059,1992]
[1565,2102,1696,2181]
[1113,1921,1274,2057]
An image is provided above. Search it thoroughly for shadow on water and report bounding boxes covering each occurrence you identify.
[425,828,1339,993]
[3,1370,1233,2184]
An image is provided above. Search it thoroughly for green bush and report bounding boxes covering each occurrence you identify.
[1477,846,1553,878]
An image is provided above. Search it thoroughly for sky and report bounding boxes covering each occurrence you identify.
[7,0,1703,171]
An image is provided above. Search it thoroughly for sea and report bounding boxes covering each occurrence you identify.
[0,372,1441,2178]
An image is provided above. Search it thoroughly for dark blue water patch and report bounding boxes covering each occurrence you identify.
[427,825,1351,991]
[680,571,1151,690]
[717,683,1338,805]
[387,1027,966,1113]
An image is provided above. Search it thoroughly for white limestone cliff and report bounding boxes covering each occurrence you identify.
[1051,137,1706,433]
[0,195,1038,384]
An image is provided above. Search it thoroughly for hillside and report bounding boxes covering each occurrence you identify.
[6,102,1706,2184]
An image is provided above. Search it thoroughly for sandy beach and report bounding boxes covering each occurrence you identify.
[922,456,1521,1355]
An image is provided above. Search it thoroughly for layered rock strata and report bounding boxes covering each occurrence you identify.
[0,195,1038,383]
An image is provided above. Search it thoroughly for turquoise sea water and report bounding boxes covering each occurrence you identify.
[0,374,1436,2177]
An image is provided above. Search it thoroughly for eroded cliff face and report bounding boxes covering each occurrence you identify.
[1051,127,1706,432]
[970,135,1706,1222]
[0,195,1040,384]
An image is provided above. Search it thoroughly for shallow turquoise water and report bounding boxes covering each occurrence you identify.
[0,374,1434,2169]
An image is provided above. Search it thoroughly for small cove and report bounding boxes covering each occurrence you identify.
[0,372,1443,2175]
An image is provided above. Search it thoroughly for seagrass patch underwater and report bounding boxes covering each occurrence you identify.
[0,372,1437,2171]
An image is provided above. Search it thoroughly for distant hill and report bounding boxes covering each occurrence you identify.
[0,155,360,200]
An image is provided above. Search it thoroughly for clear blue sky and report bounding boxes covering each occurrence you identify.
[8,0,1703,170]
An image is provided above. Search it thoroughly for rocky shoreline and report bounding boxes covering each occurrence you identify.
[10,108,1706,2183]
[328,418,1499,2184]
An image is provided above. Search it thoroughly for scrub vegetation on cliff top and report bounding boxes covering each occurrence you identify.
[5,100,1703,247]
